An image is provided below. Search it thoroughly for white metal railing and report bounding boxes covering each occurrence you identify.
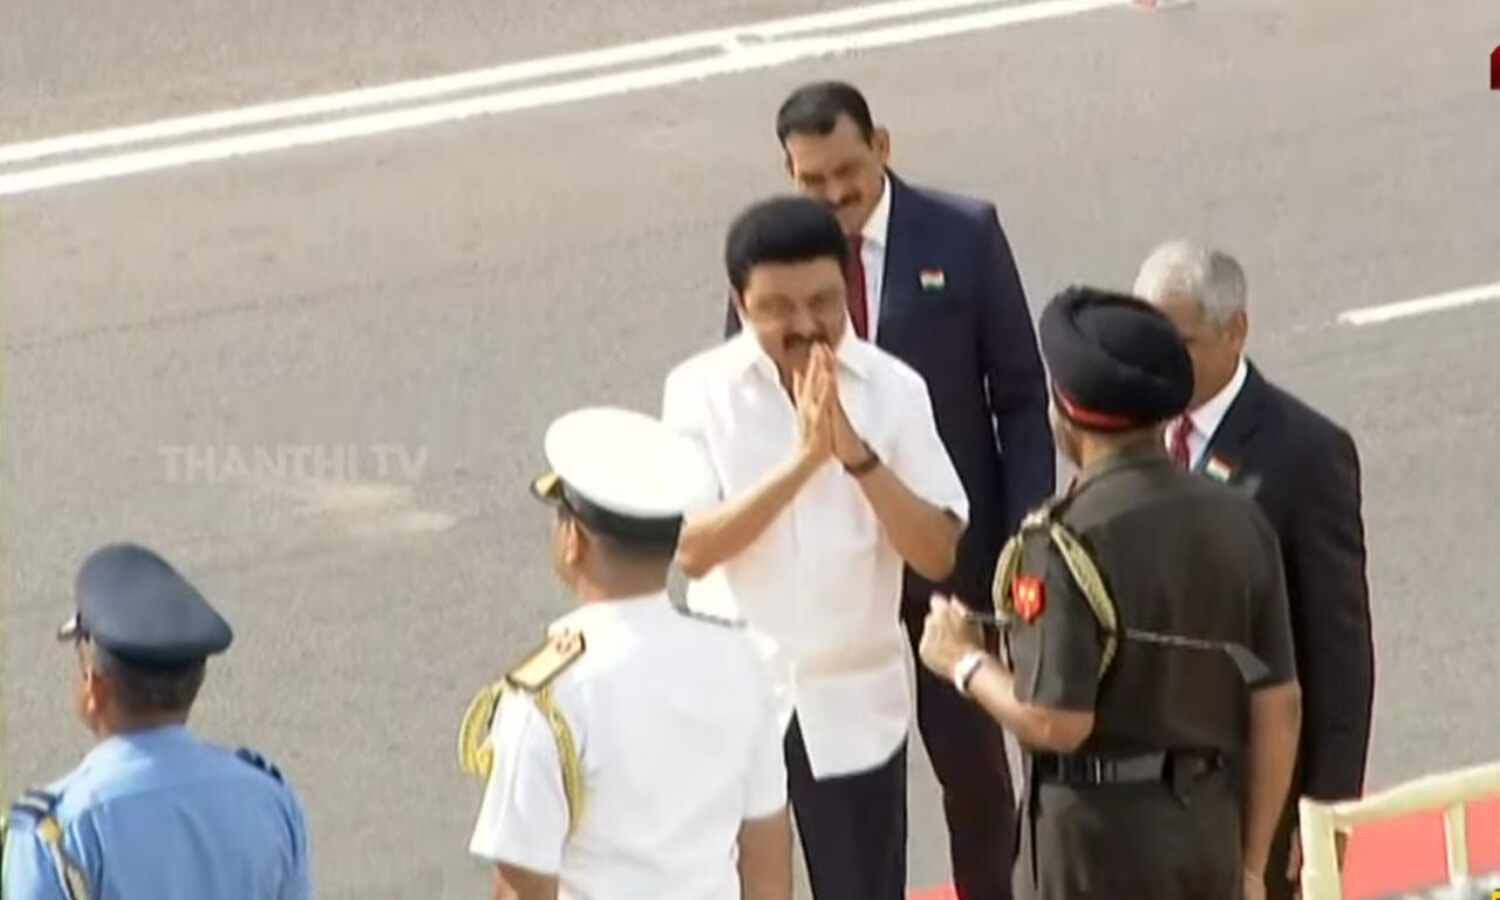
[1299,759,1500,899]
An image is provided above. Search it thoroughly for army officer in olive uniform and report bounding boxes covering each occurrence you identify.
[460,407,792,900]
[919,287,1303,900]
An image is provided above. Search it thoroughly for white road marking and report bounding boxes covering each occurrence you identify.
[270,480,458,539]
[291,481,414,514]
[1338,281,1500,327]
[0,0,1091,168]
[0,0,1125,196]
[346,510,458,539]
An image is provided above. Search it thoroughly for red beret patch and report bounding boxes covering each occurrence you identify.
[1013,575,1046,623]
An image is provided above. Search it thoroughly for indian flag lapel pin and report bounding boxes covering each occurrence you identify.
[1204,455,1234,483]
[919,268,946,292]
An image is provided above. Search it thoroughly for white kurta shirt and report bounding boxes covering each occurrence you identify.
[662,331,970,778]
[469,593,786,900]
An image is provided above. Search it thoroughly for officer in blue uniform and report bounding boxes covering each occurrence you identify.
[1,543,313,900]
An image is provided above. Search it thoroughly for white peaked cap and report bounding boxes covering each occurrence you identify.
[531,407,718,544]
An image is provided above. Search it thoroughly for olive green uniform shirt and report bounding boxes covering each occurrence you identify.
[1006,449,1298,899]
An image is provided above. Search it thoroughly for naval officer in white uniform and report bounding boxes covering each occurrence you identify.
[460,406,792,900]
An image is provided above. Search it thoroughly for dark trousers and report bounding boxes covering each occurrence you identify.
[1016,771,1241,899]
[784,715,908,900]
[903,600,1018,899]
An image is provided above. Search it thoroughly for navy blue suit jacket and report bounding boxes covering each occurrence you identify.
[726,174,1055,609]
[1201,363,1374,800]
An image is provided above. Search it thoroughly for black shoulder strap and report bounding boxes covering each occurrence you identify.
[235,748,284,783]
[667,594,745,629]
[666,565,745,629]
[9,789,58,824]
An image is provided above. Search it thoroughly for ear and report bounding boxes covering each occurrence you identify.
[563,518,589,567]
[81,659,107,716]
[872,126,892,165]
[1227,309,1249,346]
[782,151,795,179]
[730,289,750,329]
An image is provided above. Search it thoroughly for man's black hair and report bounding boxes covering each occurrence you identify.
[724,196,849,294]
[555,502,678,567]
[93,645,206,715]
[775,81,876,145]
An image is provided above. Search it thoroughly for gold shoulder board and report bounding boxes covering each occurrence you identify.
[458,631,589,832]
[458,631,587,778]
[506,630,587,693]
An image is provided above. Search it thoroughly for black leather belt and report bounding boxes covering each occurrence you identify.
[1034,750,1222,786]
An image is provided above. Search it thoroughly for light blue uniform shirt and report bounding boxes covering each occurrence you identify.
[1,725,311,900]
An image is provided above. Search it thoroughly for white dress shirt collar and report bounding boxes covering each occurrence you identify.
[1190,354,1249,441]
[1172,354,1249,468]
[860,174,892,250]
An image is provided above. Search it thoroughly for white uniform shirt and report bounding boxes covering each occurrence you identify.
[468,593,786,900]
[662,331,970,778]
[1167,355,1248,469]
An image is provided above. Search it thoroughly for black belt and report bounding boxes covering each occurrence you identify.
[1034,749,1223,786]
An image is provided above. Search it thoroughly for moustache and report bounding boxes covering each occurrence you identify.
[783,332,831,351]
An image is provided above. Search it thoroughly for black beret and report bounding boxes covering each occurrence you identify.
[1039,286,1194,431]
[57,543,232,669]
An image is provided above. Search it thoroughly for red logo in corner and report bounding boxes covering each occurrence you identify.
[1493,45,1500,90]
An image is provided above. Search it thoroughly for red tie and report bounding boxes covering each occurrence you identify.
[1169,415,1194,468]
[845,235,869,339]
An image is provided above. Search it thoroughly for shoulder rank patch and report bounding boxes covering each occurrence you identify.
[1012,575,1046,623]
[6,789,92,900]
[457,629,587,780]
[506,630,586,693]
[992,505,1120,679]
[235,748,284,782]
[6,790,60,855]
[10,789,59,822]
[458,630,589,833]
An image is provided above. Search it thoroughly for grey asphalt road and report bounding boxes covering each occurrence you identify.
[0,0,850,141]
[4,1,1500,897]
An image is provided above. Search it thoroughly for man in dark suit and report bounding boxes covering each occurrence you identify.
[725,81,1056,900]
[1134,240,1375,900]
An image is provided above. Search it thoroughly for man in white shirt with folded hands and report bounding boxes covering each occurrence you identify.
[663,195,969,900]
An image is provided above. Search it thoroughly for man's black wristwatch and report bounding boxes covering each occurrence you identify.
[844,442,881,477]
